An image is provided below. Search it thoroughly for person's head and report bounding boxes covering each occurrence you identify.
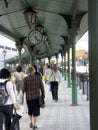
[47,64,50,68]
[27,66,35,75]
[0,68,11,79]
[16,65,23,72]
[33,65,37,72]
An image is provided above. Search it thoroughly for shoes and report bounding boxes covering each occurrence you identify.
[33,125,37,129]
[29,122,33,128]
[55,100,58,102]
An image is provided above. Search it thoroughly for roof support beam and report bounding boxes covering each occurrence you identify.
[0,25,18,41]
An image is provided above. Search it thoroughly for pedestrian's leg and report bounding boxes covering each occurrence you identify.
[0,112,3,130]
[29,115,33,123]
[29,115,33,128]
[33,117,37,126]
[54,86,58,101]
[4,105,13,130]
[50,82,55,100]
[53,82,58,101]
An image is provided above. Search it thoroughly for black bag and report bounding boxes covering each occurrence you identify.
[10,110,22,130]
[38,96,45,108]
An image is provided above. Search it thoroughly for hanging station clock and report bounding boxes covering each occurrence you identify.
[28,30,43,45]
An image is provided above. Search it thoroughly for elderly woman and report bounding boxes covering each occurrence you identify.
[22,66,45,129]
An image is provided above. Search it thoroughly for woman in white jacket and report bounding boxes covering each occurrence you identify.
[49,64,61,102]
[0,68,16,130]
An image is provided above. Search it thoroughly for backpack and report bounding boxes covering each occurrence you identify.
[0,80,9,105]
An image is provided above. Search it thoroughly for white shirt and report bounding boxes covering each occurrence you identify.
[0,79,16,105]
[49,71,61,83]
[14,71,25,81]
[45,68,52,81]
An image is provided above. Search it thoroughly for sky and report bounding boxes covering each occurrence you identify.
[76,31,88,51]
[0,35,18,68]
[0,35,18,58]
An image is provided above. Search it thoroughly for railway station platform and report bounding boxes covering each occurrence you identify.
[17,76,90,130]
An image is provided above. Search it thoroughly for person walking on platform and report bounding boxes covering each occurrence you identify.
[44,64,52,84]
[0,68,16,130]
[49,64,61,102]
[33,65,42,78]
[14,65,25,95]
[22,66,45,129]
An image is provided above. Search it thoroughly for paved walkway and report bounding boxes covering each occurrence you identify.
[17,76,90,130]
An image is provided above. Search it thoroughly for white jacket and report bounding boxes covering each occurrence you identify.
[49,71,61,83]
[45,68,52,80]
[14,71,25,82]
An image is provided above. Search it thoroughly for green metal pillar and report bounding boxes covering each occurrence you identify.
[71,43,77,105]
[30,54,37,65]
[48,56,51,65]
[67,49,71,87]
[61,52,64,77]
[64,52,67,80]
[55,54,58,66]
[18,50,22,65]
[27,46,37,65]
[89,0,98,129]
[39,59,41,66]
[70,19,78,105]
[15,42,23,66]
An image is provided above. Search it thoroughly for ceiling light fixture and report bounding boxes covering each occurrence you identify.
[4,0,13,7]
[24,8,37,28]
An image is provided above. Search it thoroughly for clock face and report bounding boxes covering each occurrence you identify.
[28,30,42,45]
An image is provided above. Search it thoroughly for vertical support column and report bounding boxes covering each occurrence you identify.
[28,48,33,65]
[39,59,41,66]
[61,51,64,77]
[18,50,22,65]
[67,49,71,87]
[69,18,78,105]
[64,52,67,80]
[89,0,98,129]
[32,56,37,65]
[16,41,23,66]
[27,46,37,65]
[72,42,77,105]
[29,53,37,65]
[55,54,58,66]
[48,56,51,65]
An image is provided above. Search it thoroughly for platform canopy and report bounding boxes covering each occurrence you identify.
[0,0,88,62]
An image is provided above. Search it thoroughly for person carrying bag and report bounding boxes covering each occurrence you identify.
[0,68,16,130]
[10,110,22,130]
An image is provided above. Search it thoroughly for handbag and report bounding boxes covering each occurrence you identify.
[38,96,45,108]
[17,91,24,105]
[23,92,28,113]
[10,110,22,130]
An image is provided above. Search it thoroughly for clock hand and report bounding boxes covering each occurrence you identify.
[34,35,40,41]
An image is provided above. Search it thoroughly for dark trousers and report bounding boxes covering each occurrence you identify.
[50,81,58,100]
[0,105,13,130]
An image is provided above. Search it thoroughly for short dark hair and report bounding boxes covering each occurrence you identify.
[33,65,37,71]
[16,65,23,72]
[0,68,11,79]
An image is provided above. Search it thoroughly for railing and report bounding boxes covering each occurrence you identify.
[76,72,89,101]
